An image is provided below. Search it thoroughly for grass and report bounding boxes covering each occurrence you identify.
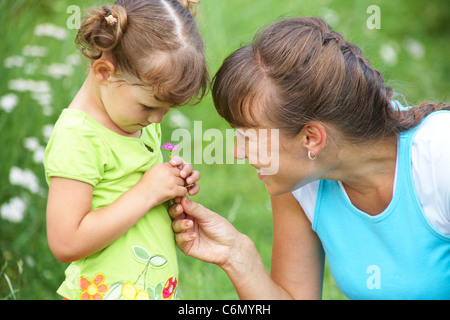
[1,0,449,300]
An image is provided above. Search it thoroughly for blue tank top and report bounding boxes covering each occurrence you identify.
[313,112,450,299]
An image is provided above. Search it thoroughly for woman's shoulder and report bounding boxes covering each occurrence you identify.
[414,111,450,141]
[412,111,450,171]
[291,181,320,223]
[411,111,450,235]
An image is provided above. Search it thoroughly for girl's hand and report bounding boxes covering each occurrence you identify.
[137,162,187,208]
[169,156,200,196]
[169,196,241,268]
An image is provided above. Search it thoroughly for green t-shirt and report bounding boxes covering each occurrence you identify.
[44,109,179,300]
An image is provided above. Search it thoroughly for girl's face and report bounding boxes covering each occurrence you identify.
[235,126,315,196]
[100,80,170,136]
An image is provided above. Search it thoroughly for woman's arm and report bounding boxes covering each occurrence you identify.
[271,192,324,299]
[171,193,324,299]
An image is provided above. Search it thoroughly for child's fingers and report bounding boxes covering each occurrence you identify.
[187,182,200,196]
[185,170,200,185]
[180,163,193,179]
[169,156,184,169]
[175,186,188,198]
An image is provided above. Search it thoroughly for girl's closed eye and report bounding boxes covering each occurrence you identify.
[141,104,155,110]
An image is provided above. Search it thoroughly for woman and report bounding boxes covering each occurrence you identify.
[170,17,450,299]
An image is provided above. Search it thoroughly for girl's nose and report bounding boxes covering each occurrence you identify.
[148,108,170,123]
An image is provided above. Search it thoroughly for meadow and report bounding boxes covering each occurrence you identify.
[1,0,449,300]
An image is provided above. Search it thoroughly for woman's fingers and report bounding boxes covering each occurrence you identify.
[172,218,193,233]
[175,231,196,244]
[168,202,184,219]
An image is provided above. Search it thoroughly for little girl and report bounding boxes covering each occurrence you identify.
[44,0,208,300]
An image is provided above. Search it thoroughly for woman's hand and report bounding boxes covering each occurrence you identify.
[169,196,294,299]
[169,196,241,268]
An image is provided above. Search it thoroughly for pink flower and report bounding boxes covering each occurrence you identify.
[162,142,179,151]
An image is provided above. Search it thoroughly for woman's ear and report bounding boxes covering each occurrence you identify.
[92,59,116,83]
[301,121,327,158]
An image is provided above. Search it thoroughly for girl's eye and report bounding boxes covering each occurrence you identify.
[142,104,155,110]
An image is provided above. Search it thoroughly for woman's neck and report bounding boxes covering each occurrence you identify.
[324,136,398,215]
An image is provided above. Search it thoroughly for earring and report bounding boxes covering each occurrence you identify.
[308,150,316,161]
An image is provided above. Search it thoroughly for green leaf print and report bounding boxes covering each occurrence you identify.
[149,255,168,268]
[132,245,151,262]
[104,281,123,300]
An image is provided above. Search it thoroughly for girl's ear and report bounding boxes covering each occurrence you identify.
[92,59,116,83]
[301,121,327,157]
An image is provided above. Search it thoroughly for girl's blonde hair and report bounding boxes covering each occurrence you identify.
[76,0,208,106]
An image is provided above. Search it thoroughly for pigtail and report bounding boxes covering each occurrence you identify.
[388,102,450,132]
[76,4,128,60]
[175,0,200,16]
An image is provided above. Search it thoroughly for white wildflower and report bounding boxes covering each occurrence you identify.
[31,92,53,116]
[33,147,45,164]
[24,137,46,164]
[43,63,74,79]
[24,137,40,151]
[4,56,26,68]
[405,38,425,60]
[0,93,19,112]
[168,109,191,129]
[1,197,27,223]
[9,79,51,94]
[42,124,54,141]
[22,45,48,58]
[25,256,35,267]
[319,8,339,27]
[31,92,52,107]
[9,167,40,194]
[34,23,67,40]
[379,43,398,66]
[24,62,39,75]
[66,53,81,66]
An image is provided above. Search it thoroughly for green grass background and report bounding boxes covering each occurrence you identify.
[1,0,449,300]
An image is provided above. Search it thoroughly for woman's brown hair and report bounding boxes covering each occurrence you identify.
[76,0,208,106]
[212,17,449,143]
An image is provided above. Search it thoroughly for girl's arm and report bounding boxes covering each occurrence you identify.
[47,161,190,263]
[170,193,324,299]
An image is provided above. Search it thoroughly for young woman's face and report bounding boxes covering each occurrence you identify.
[101,81,171,136]
[234,125,314,196]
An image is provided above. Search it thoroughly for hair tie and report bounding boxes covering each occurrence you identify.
[102,6,118,26]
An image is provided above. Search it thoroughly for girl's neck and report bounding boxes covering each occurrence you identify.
[68,72,140,138]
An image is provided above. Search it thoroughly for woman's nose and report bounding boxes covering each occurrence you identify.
[234,136,247,159]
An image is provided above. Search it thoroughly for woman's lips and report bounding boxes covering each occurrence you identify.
[256,168,265,180]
